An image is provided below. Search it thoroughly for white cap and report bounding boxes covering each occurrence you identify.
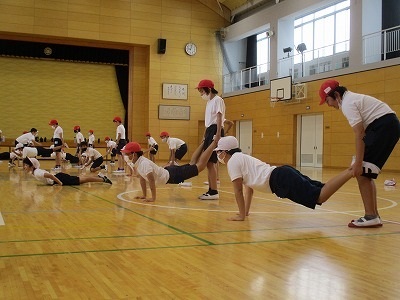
[214,136,239,151]
[28,157,40,169]
[16,143,24,149]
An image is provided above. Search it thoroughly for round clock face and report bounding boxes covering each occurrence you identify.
[185,43,197,56]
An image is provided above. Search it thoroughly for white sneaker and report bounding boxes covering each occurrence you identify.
[351,156,381,176]
[384,179,396,186]
[110,162,115,165]
[179,182,192,187]
[348,216,382,228]
[103,165,108,171]
[113,169,125,173]
[199,193,219,200]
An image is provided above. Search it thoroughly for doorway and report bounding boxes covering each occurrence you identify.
[236,120,252,155]
[297,114,323,167]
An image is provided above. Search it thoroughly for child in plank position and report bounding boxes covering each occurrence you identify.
[121,139,218,202]
[214,136,354,221]
[23,157,112,185]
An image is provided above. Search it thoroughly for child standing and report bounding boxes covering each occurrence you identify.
[49,119,64,170]
[113,116,127,172]
[88,130,95,147]
[73,126,84,164]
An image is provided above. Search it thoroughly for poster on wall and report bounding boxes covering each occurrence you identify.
[162,83,188,100]
[158,105,190,120]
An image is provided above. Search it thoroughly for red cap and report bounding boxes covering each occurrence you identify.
[22,131,28,134]
[196,79,214,89]
[113,116,122,122]
[105,136,110,141]
[73,125,80,131]
[319,80,339,105]
[89,129,94,133]
[145,132,151,136]
[160,131,169,137]
[49,119,58,125]
[121,142,141,153]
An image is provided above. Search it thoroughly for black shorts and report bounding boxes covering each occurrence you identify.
[165,164,199,184]
[116,139,127,155]
[111,148,117,157]
[269,165,324,209]
[175,144,187,160]
[150,144,158,155]
[363,113,400,178]
[55,173,80,185]
[53,138,62,152]
[37,147,53,157]
[91,156,104,169]
[203,124,224,163]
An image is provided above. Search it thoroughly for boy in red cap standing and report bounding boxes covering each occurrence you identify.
[113,116,127,172]
[196,79,226,200]
[319,79,400,228]
[49,119,65,171]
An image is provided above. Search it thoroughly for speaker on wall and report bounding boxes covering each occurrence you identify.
[158,38,167,54]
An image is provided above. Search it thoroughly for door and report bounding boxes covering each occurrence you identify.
[237,120,252,155]
[300,114,323,167]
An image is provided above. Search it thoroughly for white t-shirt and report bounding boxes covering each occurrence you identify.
[53,126,63,139]
[16,132,35,144]
[134,156,170,185]
[116,124,126,140]
[227,152,277,194]
[75,132,84,144]
[205,95,226,128]
[88,134,95,145]
[166,137,185,150]
[85,147,102,160]
[106,140,117,149]
[342,91,395,128]
[23,147,38,158]
[33,168,54,185]
[147,137,158,147]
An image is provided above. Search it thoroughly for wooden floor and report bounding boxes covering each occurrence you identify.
[0,159,400,299]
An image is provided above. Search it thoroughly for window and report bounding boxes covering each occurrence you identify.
[294,0,350,64]
[257,31,270,74]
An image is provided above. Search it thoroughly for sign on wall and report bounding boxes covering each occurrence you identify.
[162,83,188,100]
[158,105,190,120]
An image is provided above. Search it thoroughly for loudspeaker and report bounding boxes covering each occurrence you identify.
[157,38,167,54]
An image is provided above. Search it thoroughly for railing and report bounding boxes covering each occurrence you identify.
[363,25,400,64]
[223,63,269,93]
[223,26,400,94]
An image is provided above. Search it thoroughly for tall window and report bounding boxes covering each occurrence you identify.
[257,31,270,73]
[294,0,350,63]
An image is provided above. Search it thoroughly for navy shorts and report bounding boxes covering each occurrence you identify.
[90,156,104,169]
[269,165,324,209]
[55,173,80,185]
[150,144,158,155]
[203,124,224,163]
[53,138,62,152]
[363,113,400,178]
[116,139,127,155]
[165,164,198,184]
[175,144,187,160]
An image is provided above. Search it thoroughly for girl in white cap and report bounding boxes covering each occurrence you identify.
[215,136,353,221]
[22,157,112,185]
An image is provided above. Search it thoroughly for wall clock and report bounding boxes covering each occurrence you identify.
[185,43,197,56]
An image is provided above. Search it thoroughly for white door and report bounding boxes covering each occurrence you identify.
[236,120,252,155]
[300,114,323,167]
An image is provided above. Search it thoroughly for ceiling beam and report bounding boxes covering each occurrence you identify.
[197,0,231,22]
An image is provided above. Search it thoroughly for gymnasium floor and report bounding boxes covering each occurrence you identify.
[0,159,399,299]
